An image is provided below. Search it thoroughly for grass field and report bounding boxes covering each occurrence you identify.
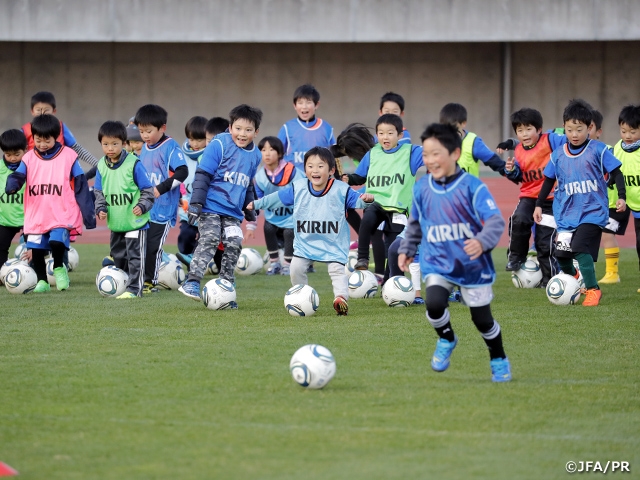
[1,244,639,479]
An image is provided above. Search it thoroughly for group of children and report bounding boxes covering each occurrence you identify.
[2,86,640,383]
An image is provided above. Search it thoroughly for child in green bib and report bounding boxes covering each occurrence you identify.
[0,129,27,266]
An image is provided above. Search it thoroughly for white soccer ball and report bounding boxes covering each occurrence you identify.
[290,344,336,389]
[4,264,38,294]
[166,253,179,264]
[202,278,237,310]
[348,270,379,298]
[46,257,56,286]
[157,260,186,290]
[381,275,416,307]
[206,257,219,275]
[344,251,358,274]
[511,258,543,288]
[67,247,79,271]
[96,266,129,297]
[235,248,263,276]
[0,258,28,285]
[284,284,320,317]
[546,273,582,305]
[527,255,539,266]
[13,242,27,260]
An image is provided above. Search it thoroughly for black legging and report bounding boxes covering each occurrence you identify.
[264,221,294,264]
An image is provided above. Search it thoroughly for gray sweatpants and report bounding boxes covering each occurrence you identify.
[290,256,349,300]
[110,229,147,296]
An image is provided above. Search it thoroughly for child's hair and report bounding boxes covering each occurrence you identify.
[30,91,56,109]
[562,99,593,126]
[0,129,28,152]
[439,103,467,125]
[229,104,263,130]
[293,84,320,105]
[185,116,207,140]
[331,123,375,161]
[618,104,640,129]
[205,117,230,136]
[590,109,603,131]
[420,123,462,153]
[126,122,142,142]
[98,121,127,142]
[379,92,405,112]
[304,146,336,171]
[31,114,61,139]
[510,108,543,132]
[376,114,403,134]
[134,104,168,128]
[257,136,284,159]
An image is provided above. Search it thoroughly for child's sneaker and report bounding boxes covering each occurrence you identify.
[306,264,316,273]
[599,272,620,284]
[176,252,193,267]
[349,241,359,250]
[116,291,137,299]
[266,261,282,275]
[333,296,349,316]
[33,280,51,293]
[354,259,369,271]
[280,265,290,276]
[448,289,462,303]
[178,280,201,301]
[102,256,115,267]
[582,288,602,306]
[53,266,69,291]
[374,273,384,285]
[490,357,512,382]
[431,336,458,372]
[413,296,425,305]
[142,282,158,294]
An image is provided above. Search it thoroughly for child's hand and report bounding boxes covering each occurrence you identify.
[398,253,413,272]
[132,206,143,216]
[153,187,161,198]
[360,193,374,203]
[616,198,627,212]
[246,201,254,210]
[341,174,349,183]
[505,157,515,172]
[245,229,255,240]
[463,238,483,260]
[533,206,543,223]
[97,211,107,220]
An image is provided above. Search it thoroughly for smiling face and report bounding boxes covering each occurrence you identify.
[230,118,258,149]
[620,122,640,145]
[422,137,460,180]
[294,97,318,122]
[33,134,55,152]
[137,124,166,146]
[515,124,542,148]
[261,141,281,170]
[376,122,402,150]
[564,119,590,146]
[101,136,124,162]
[305,155,334,191]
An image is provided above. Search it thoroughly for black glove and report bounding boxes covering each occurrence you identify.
[244,208,256,222]
[497,139,516,151]
[187,203,202,226]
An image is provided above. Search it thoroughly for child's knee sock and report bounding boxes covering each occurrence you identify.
[426,308,455,342]
[558,257,576,276]
[604,247,620,275]
[470,305,506,360]
[575,252,597,289]
[31,249,47,282]
[49,241,66,269]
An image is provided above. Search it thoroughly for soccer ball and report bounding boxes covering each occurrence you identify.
[13,242,27,260]
[263,249,285,272]
[568,259,586,289]
[0,258,27,285]
[348,270,378,298]
[381,275,416,307]
[206,258,219,275]
[4,264,38,294]
[202,278,237,310]
[344,251,358,274]
[235,248,263,276]
[546,273,582,305]
[46,257,56,286]
[290,344,336,389]
[96,266,129,297]
[511,258,543,288]
[157,260,186,290]
[284,284,320,317]
[67,247,79,271]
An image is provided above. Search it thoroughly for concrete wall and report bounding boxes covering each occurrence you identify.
[2,0,640,42]
[1,41,639,167]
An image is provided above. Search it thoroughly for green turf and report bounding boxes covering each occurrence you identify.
[1,245,639,479]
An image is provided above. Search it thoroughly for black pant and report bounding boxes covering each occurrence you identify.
[178,220,199,255]
[144,222,170,284]
[635,216,640,269]
[508,197,556,282]
[111,229,147,296]
[264,221,294,263]
[0,225,22,266]
[357,203,405,281]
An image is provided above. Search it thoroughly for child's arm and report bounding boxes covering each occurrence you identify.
[343,151,371,185]
[250,185,294,211]
[533,175,556,223]
[602,145,627,212]
[71,160,96,229]
[397,209,421,272]
[503,156,522,183]
[472,137,508,175]
[4,161,27,194]
[93,169,108,219]
[132,161,155,215]
[186,140,225,224]
[409,145,424,175]
[496,138,519,154]
[62,124,100,167]
[155,147,188,198]
[345,188,374,209]
[469,185,505,259]
[277,125,290,155]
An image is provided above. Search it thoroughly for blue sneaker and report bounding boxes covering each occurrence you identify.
[306,263,316,273]
[102,256,115,267]
[229,301,238,309]
[431,336,458,372]
[266,261,281,275]
[280,265,290,276]
[448,289,462,303]
[490,357,512,382]
[176,252,193,267]
[178,280,201,301]
[413,296,425,305]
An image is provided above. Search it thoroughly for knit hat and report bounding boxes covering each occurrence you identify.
[126,119,142,142]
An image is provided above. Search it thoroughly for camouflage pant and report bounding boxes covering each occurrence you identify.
[188,213,243,284]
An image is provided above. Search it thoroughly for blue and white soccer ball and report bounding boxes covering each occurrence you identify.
[344,251,358,274]
[67,247,79,272]
[96,266,129,297]
[202,278,237,310]
[348,270,379,298]
[46,257,56,286]
[235,248,263,276]
[4,264,38,294]
[0,258,28,285]
[13,242,27,260]
[511,258,543,288]
[284,284,320,317]
[381,275,416,307]
[206,257,219,275]
[290,344,336,389]
[157,260,186,290]
[546,273,582,305]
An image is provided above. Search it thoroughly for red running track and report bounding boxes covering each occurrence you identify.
[77,177,636,249]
